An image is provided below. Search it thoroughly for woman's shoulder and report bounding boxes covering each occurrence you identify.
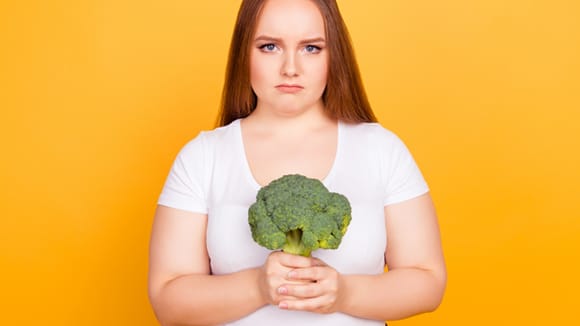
[341,121,401,144]
[190,119,241,143]
[177,119,241,155]
[199,118,241,140]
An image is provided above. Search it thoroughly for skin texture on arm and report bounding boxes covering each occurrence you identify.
[148,205,267,326]
[277,193,447,321]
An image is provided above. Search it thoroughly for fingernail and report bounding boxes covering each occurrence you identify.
[277,286,287,294]
[287,271,296,278]
[279,302,288,309]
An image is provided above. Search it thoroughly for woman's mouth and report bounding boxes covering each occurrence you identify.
[275,84,304,93]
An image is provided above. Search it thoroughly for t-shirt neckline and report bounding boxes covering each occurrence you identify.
[234,118,341,191]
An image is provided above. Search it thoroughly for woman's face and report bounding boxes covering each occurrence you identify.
[250,0,328,117]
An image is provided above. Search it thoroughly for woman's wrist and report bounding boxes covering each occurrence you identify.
[336,274,355,314]
[249,266,269,307]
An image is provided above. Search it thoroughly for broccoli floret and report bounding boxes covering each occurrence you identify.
[248,174,352,257]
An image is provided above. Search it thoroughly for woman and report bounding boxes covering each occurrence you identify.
[148,0,446,325]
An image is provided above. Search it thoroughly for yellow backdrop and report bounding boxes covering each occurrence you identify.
[1,0,579,324]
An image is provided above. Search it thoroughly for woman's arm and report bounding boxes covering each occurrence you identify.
[148,205,266,326]
[279,193,447,321]
[343,192,446,320]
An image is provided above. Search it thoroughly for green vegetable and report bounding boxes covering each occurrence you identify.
[248,174,352,257]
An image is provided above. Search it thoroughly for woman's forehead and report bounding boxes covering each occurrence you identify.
[254,0,325,39]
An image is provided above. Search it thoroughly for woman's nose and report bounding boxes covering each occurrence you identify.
[281,52,299,77]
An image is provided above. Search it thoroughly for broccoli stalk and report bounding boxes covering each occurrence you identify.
[283,229,312,257]
[248,174,352,257]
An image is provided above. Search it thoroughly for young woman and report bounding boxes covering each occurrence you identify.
[148,0,446,325]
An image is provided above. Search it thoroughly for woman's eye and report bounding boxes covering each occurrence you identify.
[304,45,321,54]
[259,44,277,52]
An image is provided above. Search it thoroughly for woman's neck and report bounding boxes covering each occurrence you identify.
[244,102,335,134]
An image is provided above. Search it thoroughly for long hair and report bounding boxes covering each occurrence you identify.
[216,0,377,126]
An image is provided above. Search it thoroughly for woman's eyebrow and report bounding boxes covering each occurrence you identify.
[254,35,282,43]
[299,37,326,44]
[254,35,326,44]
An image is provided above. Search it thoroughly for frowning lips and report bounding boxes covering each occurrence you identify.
[275,84,304,93]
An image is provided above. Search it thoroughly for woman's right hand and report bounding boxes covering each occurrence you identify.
[258,251,315,306]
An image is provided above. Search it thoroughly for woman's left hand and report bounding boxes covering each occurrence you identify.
[277,257,346,314]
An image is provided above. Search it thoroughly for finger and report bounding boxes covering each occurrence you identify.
[280,282,323,299]
[310,257,327,267]
[277,252,317,268]
[287,266,327,281]
[275,293,301,303]
[279,296,334,314]
[272,286,304,305]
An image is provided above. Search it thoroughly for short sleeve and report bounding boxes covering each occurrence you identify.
[382,133,429,206]
[157,133,209,214]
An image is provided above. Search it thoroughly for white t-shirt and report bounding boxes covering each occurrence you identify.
[158,119,429,325]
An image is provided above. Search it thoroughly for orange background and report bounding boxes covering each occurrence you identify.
[1,0,579,324]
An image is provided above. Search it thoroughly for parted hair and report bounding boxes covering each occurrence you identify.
[216,0,377,126]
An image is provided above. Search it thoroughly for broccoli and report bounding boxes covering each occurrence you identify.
[248,174,352,257]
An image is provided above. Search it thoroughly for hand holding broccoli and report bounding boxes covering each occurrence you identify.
[258,251,344,313]
[248,174,352,257]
